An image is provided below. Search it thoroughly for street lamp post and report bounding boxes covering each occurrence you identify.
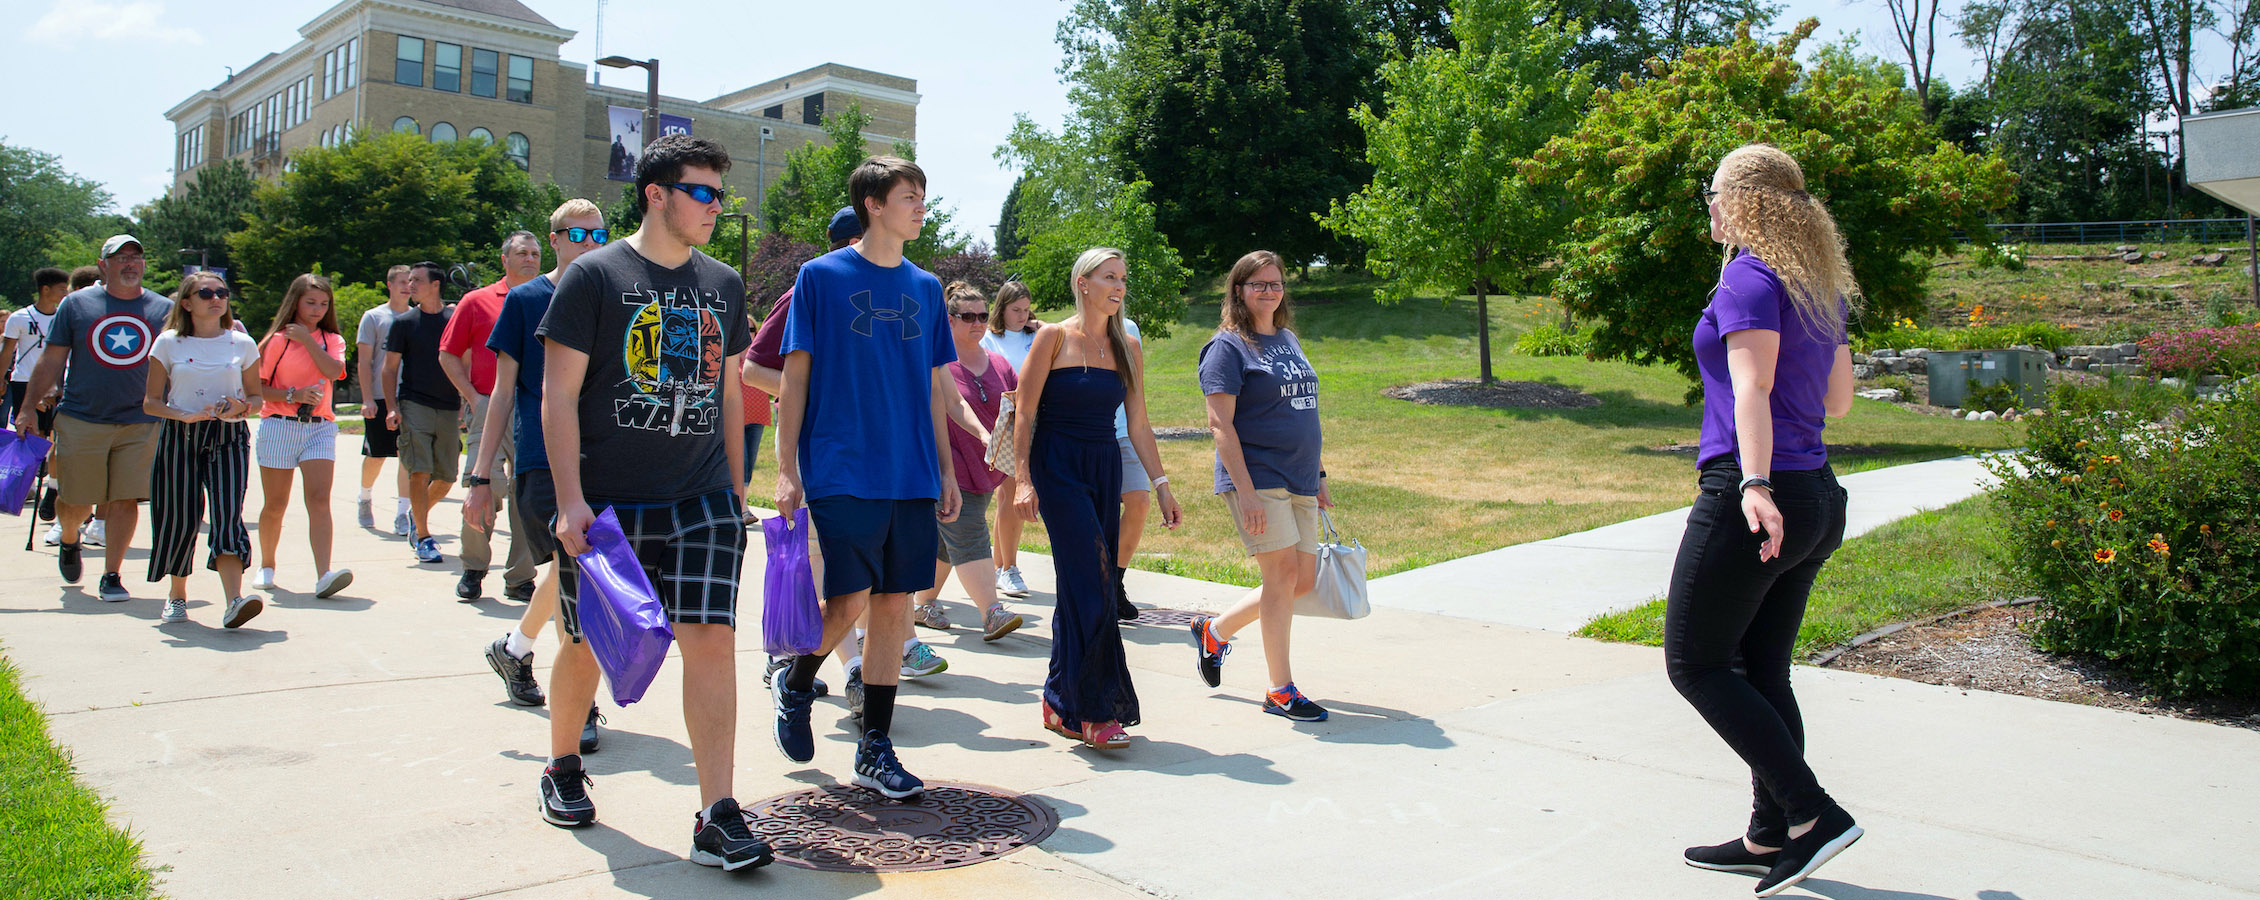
[178,248,208,272]
[756,125,774,225]
[596,55,659,151]
[717,212,750,287]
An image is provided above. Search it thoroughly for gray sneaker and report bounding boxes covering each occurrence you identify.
[900,642,948,679]
[982,604,1025,642]
[913,603,950,630]
[998,565,1031,597]
[393,508,412,537]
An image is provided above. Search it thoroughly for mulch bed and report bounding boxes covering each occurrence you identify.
[1385,379,1602,409]
[1823,604,2260,731]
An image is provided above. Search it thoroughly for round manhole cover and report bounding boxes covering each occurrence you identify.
[1133,607,1206,627]
[745,782,1059,872]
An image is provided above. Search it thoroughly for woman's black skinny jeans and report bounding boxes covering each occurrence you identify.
[1663,460,1848,847]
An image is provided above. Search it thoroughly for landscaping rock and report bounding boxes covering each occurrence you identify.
[2201,374,2229,387]
[1902,347,1931,359]
[2123,252,2147,264]
[1856,388,1903,402]
[1852,364,1875,379]
[2148,250,2169,260]
[2028,408,2046,417]
[1850,352,1870,365]
[1978,410,2000,421]
[2190,253,2228,267]
[2068,356,2093,371]
[2093,363,2147,376]
[1869,348,1899,359]
[2115,244,2140,253]
[2161,377,2188,390]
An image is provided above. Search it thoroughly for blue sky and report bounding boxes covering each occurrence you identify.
[0,0,2194,246]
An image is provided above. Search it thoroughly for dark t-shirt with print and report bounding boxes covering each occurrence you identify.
[48,286,173,425]
[1198,328,1322,496]
[537,241,750,504]
[385,304,458,410]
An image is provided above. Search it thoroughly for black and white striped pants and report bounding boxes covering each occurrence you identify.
[146,419,253,582]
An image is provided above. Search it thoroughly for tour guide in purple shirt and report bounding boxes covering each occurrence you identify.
[1665,144,1864,898]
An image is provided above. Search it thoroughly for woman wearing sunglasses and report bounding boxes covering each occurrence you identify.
[251,273,353,600]
[910,282,1025,642]
[1670,144,1861,897]
[979,280,1039,599]
[142,272,264,627]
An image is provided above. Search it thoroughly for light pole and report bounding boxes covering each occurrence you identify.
[596,55,658,151]
[718,212,750,286]
[178,248,208,273]
[756,125,774,225]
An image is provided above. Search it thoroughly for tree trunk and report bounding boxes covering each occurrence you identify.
[1476,286,1494,385]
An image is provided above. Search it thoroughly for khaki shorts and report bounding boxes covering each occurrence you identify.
[53,416,158,505]
[397,399,462,482]
[1222,487,1321,556]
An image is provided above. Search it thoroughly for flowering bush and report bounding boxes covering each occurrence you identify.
[2139,324,2260,379]
[1984,381,2260,698]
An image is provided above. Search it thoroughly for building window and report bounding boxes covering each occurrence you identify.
[432,42,461,92]
[179,125,203,172]
[470,48,499,98]
[394,116,419,135]
[323,47,337,97]
[802,94,823,125]
[467,126,493,143]
[395,36,423,86]
[504,132,529,170]
[764,105,784,119]
[506,55,532,103]
[344,37,359,89]
[431,122,456,143]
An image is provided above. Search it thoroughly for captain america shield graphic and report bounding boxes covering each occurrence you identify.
[89,314,155,369]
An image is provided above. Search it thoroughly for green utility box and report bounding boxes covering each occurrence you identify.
[1926,349,2051,409]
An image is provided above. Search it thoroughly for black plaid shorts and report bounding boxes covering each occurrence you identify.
[557,488,747,642]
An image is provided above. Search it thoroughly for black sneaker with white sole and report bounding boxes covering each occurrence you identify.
[581,706,604,754]
[57,541,82,584]
[1755,805,1863,897]
[539,756,595,827]
[483,636,546,707]
[690,797,774,871]
[1684,838,1778,876]
[98,572,129,602]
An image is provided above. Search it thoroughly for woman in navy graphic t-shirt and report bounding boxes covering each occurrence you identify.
[1667,144,1864,897]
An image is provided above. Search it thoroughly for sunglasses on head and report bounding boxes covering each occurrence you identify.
[953,311,990,324]
[553,226,609,244]
[194,287,231,300]
[660,182,728,205]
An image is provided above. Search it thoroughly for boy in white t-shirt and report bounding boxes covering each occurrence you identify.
[4,268,68,432]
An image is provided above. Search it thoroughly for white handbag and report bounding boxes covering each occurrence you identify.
[984,390,1017,478]
[1296,510,1370,619]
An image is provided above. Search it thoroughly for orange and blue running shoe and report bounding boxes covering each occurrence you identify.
[1191,615,1230,688]
[1263,682,1329,722]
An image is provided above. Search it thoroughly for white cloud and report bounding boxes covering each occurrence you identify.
[29,1,203,44]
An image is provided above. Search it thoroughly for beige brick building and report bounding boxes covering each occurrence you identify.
[163,0,918,211]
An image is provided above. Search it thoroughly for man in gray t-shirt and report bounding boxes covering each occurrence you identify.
[355,265,415,534]
[15,235,174,598]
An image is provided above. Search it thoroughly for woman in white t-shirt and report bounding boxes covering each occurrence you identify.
[979,280,1040,598]
[142,271,264,629]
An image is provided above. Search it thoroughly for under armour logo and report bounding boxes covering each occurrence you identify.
[848,290,922,340]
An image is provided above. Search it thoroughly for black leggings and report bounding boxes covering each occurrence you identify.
[1663,461,1847,846]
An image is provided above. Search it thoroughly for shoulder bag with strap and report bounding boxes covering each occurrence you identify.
[1295,509,1370,619]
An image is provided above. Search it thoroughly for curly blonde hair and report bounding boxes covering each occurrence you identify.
[1712,144,1859,340]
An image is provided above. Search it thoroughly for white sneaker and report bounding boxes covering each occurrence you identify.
[252,567,277,590]
[998,565,1030,597]
[83,519,105,547]
[159,598,188,623]
[315,569,353,599]
[43,523,63,546]
[223,595,263,629]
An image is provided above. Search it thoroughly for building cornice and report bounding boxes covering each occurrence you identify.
[304,0,575,45]
[712,74,922,115]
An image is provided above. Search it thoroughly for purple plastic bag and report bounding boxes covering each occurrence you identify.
[762,508,823,657]
[0,428,51,517]
[575,507,675,706]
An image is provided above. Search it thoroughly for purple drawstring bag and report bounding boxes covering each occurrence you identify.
[575,507,674,706]
[0,428,51,516]
[762,508,823,657]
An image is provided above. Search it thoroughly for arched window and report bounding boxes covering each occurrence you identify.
[504,132,529,170]
[392,116,419,135]
[430,121,456,143]
[467,126,493,144]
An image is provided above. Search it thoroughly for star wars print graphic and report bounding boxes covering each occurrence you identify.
[89,313,155,369]
[618,283,728,436]
[848,289,923,340]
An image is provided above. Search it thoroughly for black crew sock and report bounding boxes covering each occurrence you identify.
[863,683,898,735]
[785,652,828,692]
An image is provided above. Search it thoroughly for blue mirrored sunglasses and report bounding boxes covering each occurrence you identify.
[553,227,609,244]
[660,182,728,205]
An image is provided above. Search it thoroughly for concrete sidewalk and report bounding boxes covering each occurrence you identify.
[3,453,2253,900]
[1366,456,1999,631]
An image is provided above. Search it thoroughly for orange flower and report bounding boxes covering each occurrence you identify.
[2099,455,2121,465]
[2094,548,2118,563]
[2108,509,2125,521]
[2148,539,2170,557]
[2200,524,2213,536]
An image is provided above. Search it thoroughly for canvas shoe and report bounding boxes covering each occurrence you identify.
[853,730,926,800]
[538,756,595,827]
[251,567,277,590]
[315,569,353,599]
[689,798,773,870]
[223,595,264,629]
[98,572,130,602]
[159,597,188,624]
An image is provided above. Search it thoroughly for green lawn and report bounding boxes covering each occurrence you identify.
[1576,493,2016,657]
[753,270,2023,588]
[0,651,160,900]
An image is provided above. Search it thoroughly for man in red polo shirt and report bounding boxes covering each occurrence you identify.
[439,232,542,601]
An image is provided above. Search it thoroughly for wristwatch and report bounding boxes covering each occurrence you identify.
[463,475,491,487]
[1739,475,1774,493]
